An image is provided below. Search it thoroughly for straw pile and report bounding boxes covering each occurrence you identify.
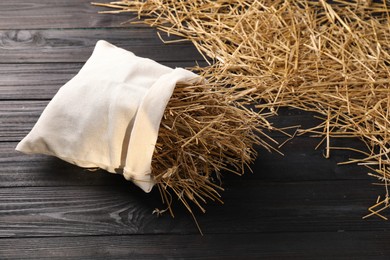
[153,82,270,216]
[94,0,390,218]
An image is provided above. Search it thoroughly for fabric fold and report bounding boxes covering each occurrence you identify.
[16,40,200,192]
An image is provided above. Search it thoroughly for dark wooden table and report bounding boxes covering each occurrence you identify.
[1,1,389,259]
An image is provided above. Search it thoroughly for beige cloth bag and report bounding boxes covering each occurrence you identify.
[16,40,199,192]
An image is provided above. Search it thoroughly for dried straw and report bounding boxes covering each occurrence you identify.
[93,0,390,219]
[153,81,271,216]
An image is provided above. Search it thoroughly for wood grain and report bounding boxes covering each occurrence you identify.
[0,101,46,142]
[0,142,124,187]
[0,99,370,185]
[0,29,203,63]
[0,0,132,29]
[0,62,207,100]
[0,180,385,238]
[0,137,369,190]
[0,100,335,141]
[0,63,80,100]
[0,232,389,259]
[0,97,370,182]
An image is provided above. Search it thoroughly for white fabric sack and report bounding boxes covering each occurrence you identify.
[16,40,199,192]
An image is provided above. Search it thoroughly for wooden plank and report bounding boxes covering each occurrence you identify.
[0,100,371,183]
[0,137,369,189]
[0,231,388,259]
[0,180,385,237]
[0,62,207,100]
[0,142,124,187]
[0,0,134,29]
[251,136,368,181]
[0,101,46,142]
[0,63,80,100]
[0,29,203,63]
[0,101,342,141]
[0,101,369,175]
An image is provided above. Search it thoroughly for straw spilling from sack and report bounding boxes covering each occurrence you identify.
[154,82,273,216]
[93,0,390,219]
